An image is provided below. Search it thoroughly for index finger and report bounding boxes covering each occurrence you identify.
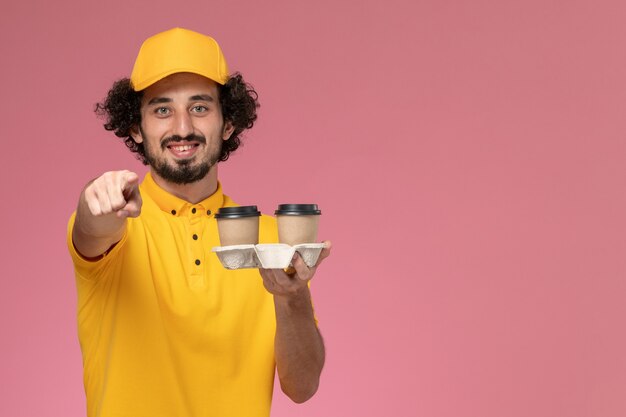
[292,253,314,281]
[121,171,139,190]
[315,240,332,267]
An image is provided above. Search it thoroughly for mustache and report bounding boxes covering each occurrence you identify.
[160,134,207,150]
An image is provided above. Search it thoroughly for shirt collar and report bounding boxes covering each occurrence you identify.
[140,172,225,218]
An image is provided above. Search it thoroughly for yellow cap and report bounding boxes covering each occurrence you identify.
[130,28,229,91]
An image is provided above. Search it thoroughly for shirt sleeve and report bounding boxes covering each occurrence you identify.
[67,212,129,282]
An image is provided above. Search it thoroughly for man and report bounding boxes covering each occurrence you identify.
[67,28,329,417]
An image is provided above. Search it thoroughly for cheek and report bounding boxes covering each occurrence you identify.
[141,121,167,141]
[199,120,226,140]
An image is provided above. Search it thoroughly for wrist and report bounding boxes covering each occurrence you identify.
[273,286,312,311]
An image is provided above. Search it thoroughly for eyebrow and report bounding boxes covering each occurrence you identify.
[147,94,215,106]
[147,97,172,105]
[190,94,214,102]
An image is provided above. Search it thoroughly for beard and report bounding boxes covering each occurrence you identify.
[141,128,222,185]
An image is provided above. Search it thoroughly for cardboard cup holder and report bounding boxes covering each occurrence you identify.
[212,243,326,270]
[210,244,257,269]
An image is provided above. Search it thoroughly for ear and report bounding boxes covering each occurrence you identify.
[130,126,143,144]
[222,121,235,141]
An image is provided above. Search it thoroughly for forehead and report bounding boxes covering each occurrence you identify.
[141,72,219,103]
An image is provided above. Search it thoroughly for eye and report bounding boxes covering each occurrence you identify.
[191,105,208,113]
[154,107,170,116]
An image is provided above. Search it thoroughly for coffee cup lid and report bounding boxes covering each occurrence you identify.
[215,205,261,219]
[274,204,321,216]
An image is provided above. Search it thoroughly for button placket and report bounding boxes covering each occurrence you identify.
[189,206,204,277]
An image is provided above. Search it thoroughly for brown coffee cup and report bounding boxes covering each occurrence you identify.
[215,206,261,246]
[275,204,321,246]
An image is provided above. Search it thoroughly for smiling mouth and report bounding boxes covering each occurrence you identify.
[167,143,200,158]
[169,144,198,152]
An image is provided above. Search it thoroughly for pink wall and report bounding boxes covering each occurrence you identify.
[2,0,626,416]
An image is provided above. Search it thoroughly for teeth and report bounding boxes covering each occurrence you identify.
[172,145,193,152]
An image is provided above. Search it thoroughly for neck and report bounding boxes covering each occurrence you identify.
[150,165,219,204]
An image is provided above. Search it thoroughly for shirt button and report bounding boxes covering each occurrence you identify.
[192,234,198,240]
[192,208,197,214]
[195,259,201,266]
[171,209,176,215]
[206,210,212,215]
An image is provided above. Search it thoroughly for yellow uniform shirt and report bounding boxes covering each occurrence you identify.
[67,173,278,417]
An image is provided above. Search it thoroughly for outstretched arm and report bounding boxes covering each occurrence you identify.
[72,170,142,258]
[259,242,331,403]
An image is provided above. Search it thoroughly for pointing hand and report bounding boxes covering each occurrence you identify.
[83,170,143,218]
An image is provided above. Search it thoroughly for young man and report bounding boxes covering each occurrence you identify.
[67,28,329,417]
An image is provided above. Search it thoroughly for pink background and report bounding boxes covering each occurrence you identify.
[2,0,626,416]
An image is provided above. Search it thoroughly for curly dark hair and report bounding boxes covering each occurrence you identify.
[94,73,259,164]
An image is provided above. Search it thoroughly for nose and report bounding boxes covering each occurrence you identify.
[173,111,194,138]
